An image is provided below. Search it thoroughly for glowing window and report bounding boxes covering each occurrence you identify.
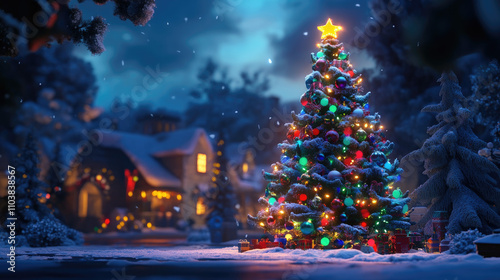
[196,197,206,215]
[242,163,248,173]
[197,153,207,173]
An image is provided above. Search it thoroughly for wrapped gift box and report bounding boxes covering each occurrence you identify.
[390,229,410,253]
[238,240,250,253]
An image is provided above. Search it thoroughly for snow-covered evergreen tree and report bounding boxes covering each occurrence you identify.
[405,72,500,234]
[206,132,238,242]
[14,132,51,234]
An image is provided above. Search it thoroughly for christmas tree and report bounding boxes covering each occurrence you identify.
[14,132,51,234]
[248,19,411,247]
[405,72,500,234]
[206,131,238,243]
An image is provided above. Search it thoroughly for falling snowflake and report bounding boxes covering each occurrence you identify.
[121,60,124,66]
[174,206,180,212]
[184,17,188,22]
[356,3,360,7]
[303,32,308,36]
[268,58,272,64]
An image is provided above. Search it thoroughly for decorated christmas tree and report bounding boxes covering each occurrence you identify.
[405,72,500,234]
[248,19,411,247]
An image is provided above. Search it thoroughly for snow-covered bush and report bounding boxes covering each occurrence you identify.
[448,229,485,255]
[23,217,83,247]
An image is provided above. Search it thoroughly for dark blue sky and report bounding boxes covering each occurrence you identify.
[76,0,374,112]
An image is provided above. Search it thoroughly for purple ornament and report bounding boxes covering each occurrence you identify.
[333,239,344,248]
[335,77,347,89]
[314,59,328,72]
[325,130,339,143]
[340,213,347,222]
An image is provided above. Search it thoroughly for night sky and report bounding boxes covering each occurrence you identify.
[76,0,375,112]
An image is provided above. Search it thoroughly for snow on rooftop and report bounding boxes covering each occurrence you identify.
[99,128,210,188]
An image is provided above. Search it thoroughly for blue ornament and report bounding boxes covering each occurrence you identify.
[364,104,369,110]
[285,221,294,230]
[384,161,392,170]
[281,156,289,164]
[300,221,314,235]
[335,77,347,89]
[333,239,344,248]
[317,153,325,161]
[370,151,387,167]
[340,213,347,222]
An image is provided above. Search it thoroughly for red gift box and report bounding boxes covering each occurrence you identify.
[390,229,410,253]
[298,239,313,250]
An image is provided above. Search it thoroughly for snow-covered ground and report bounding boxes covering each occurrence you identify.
[2,245,500,279]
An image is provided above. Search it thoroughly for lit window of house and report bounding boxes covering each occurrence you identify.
[242,163,248,173]
[196,197,206,215]
[197,153,207,173]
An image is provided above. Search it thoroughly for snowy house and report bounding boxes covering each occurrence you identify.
[225,143,265,228]
[63,128,214,232]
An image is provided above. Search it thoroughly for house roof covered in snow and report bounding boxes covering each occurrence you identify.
[99,128,211,188]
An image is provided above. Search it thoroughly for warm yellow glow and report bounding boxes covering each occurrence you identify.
[355,175,359,179]
[166,193,171,199]
[325,215,329,218]
[285,234,293,240]
[117,225,122,230]
[96,174,102,181]
[115,216,120,221]
[101,223,107,228]
[364,123,368,128]
[357,200,360,203]
[317,18,343,39]
[196,197,206,215]
[324,74,330,79]
[152,190,157,196]
[279,210,284,214]
[147,222,152,228]
[128,191,133,197]
[177,194,182,201]
[120,221,124,226]
[316,43,320,48]
[260,222,265,227]
[197,153,207,173]
[327,88,332,93]
[372,200,377,204]
[217,151,222,156]
[123,216,128,222]
[102,168,107,173]
[325,194,330,198]
[133,176,139,182]
[141,191,146,198]
[242,163,249,173]
[380,125,384,129]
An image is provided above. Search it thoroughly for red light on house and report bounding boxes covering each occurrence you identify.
[361,209,370,219]
[360,222,367,227]
[299,194,307,201]
[45,194,50,199]
[104,218,110,225]
[312,128,320,136]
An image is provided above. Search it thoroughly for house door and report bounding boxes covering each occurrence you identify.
[78,182,103,218]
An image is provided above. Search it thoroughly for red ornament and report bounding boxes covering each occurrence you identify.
[299,194,308,201]
[360,221,367,227]
[344,157,353,166]
[312,128,320,136]
[325,130,339,143]
[355,150,363,159]
[361,209,370,219]
[278,197,285,203]
[300,93,309,106]
[294,130,301,138]
[348,70,355,77]
[104,218,110,225]
[267,216,276,226]
[321,218,329,227]
[344,127,352,136]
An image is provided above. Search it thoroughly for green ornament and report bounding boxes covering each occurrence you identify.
[392,189,402,199]
[321,237,330,246]
[329,105,337,113]
[299,157,308,166]
[356,128,367,141]
[402,204,409,214]
[338,52,347,60]
[320,98,329,107]
[268,197,277,205]
[344,197,354,207]
[317,51,325,58]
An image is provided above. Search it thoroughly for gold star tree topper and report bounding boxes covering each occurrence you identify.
[317,18,342,39]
